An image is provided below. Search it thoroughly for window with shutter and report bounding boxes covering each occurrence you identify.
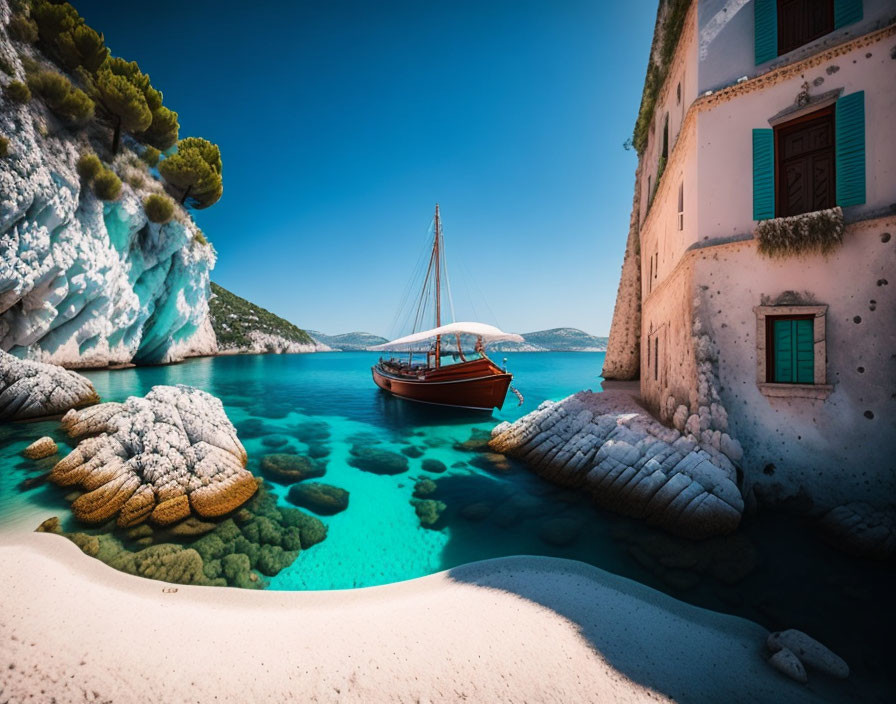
[775,106,835,217]
[778,0,833,56]
[768,316,814,383]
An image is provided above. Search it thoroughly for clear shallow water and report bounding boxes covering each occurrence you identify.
[0,352,892,697]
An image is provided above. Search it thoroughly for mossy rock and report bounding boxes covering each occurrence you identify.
[306,443,330,459]
[165,516,218,537]
[279,507,327,548]
[410,499,446,528]
[347,446,408,475]
[421,459,447,473]
[413,479,438,498]
[287,482,349,515]
[256,544,299,577]
[260,454,325,484]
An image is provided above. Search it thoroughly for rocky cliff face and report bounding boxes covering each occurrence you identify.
[0,6,216,368]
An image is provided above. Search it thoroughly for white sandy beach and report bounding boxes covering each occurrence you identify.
[0,532,844,703]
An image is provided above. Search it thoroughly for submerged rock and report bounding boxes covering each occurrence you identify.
[538,517,583,547]
[0,351,99,421]
[348,445,409,475]
[421,459,447,473]
[261,434,290,448]
[768,648,807,684]
[49,385,256,527]
[410,498,446,528]
[455,428,493,452]
[413,479,438,497]
[287,482,349,515]
[260,454,325,484]
[401,445,424,458]
[818,502,896,561]
[22,436,58,459]
[489,391,744,539]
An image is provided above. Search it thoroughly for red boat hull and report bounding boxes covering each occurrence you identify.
[372,357,512,410]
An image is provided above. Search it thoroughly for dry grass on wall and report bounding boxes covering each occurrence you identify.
[755,207,845,257]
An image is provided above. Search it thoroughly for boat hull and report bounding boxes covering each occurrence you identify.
[372,358,512,410]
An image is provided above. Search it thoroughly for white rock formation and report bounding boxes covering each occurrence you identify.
[0,349,98,420]
[0,12,216,368]
[489,390,744,538]
[768,629,849,679]
[50,385,256,527]
[217,331,325,355]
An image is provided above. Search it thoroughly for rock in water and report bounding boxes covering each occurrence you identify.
[410,498,446,527]
[347,446,409,475]
[488,391,744,539]
[287,482,349,515]
[768,648,808,684]
[260,454,325,483]
[49,385,255,527]
[767,630,849,678]
[0,351,99,421]
[818,502,896,562]
[23,436,59,459]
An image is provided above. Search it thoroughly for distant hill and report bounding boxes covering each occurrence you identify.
[491,328,608,352]
[209,283,325,354]
[307,331,389,351]
[308,327,606,352]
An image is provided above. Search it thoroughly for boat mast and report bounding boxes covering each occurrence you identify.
[434,203,442,368]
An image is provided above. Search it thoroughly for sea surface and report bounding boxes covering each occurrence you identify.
[0,351,891,697]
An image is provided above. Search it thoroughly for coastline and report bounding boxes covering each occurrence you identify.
[1,532,842,703]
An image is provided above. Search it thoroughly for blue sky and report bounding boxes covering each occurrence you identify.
[74,1,657,337]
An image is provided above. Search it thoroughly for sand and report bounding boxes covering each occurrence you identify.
[0,532,841,703]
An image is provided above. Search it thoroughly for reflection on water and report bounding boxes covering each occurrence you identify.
[0,351,891,697]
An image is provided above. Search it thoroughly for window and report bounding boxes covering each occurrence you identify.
[777,0,833,56]
[767,316,813,382]
[677,182,684,230]
[676,82,681,105]
[753,304,832,399]
[661,114,669,161]
[775,106,835,217]
[653,337,659,381]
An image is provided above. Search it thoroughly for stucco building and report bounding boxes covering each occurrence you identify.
[603,0,896,513]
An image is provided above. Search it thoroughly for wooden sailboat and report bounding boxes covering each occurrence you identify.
[371,205,523,411]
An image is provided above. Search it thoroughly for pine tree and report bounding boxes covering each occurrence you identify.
[159,137,223,209]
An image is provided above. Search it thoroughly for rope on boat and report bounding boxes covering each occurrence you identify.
[510,385,524,406]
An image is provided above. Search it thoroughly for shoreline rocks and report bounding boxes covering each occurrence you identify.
[767,629,849,682]
[0,351,99,421]
[488,390,744,539]
[818,502,896,562]
[22,436,58,459]
[48,385,256,527]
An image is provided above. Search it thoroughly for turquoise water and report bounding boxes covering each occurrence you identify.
[0,352,892,696]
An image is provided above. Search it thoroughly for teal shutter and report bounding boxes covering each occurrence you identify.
[836,91,866,207]
[834,0,863,29]
[773,319,814,384]
[753,129,775,220]
[754,0,778,65]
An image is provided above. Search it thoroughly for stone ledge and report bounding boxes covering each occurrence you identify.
[758,383,833,400]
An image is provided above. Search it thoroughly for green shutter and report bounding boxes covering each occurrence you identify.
[753,129,775,220]
[836,91,866,207]
[774,319,794,383]
[773,319,814,384]
[754,0,778,65]
[794,319,814,383]
[834,0,863,29]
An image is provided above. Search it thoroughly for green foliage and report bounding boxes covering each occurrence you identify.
[193,230,208,246]
[208,282,314,349]
[139,104,179,150]
[755,207,845,258]
[7,14,39,43]
[140,145,160,167]
[92,167,121,200]
[28,70,94,124]
[92,59,154,153]
[5,80,31,103]
[126,171,144,189]
[30,0,108,72]
[159,137,223,209]
[632,0,690,155]
[0,55,13,76]
[76,152,103,182]
[0,136,9,158]
[143,193,175,224]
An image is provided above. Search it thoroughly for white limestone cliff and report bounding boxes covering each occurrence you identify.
[0,6,216,368]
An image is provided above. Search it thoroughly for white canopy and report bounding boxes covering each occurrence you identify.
[370,322,524,351]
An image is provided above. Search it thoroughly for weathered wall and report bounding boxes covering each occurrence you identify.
[692,217,896,509]
[697,0,896,93]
